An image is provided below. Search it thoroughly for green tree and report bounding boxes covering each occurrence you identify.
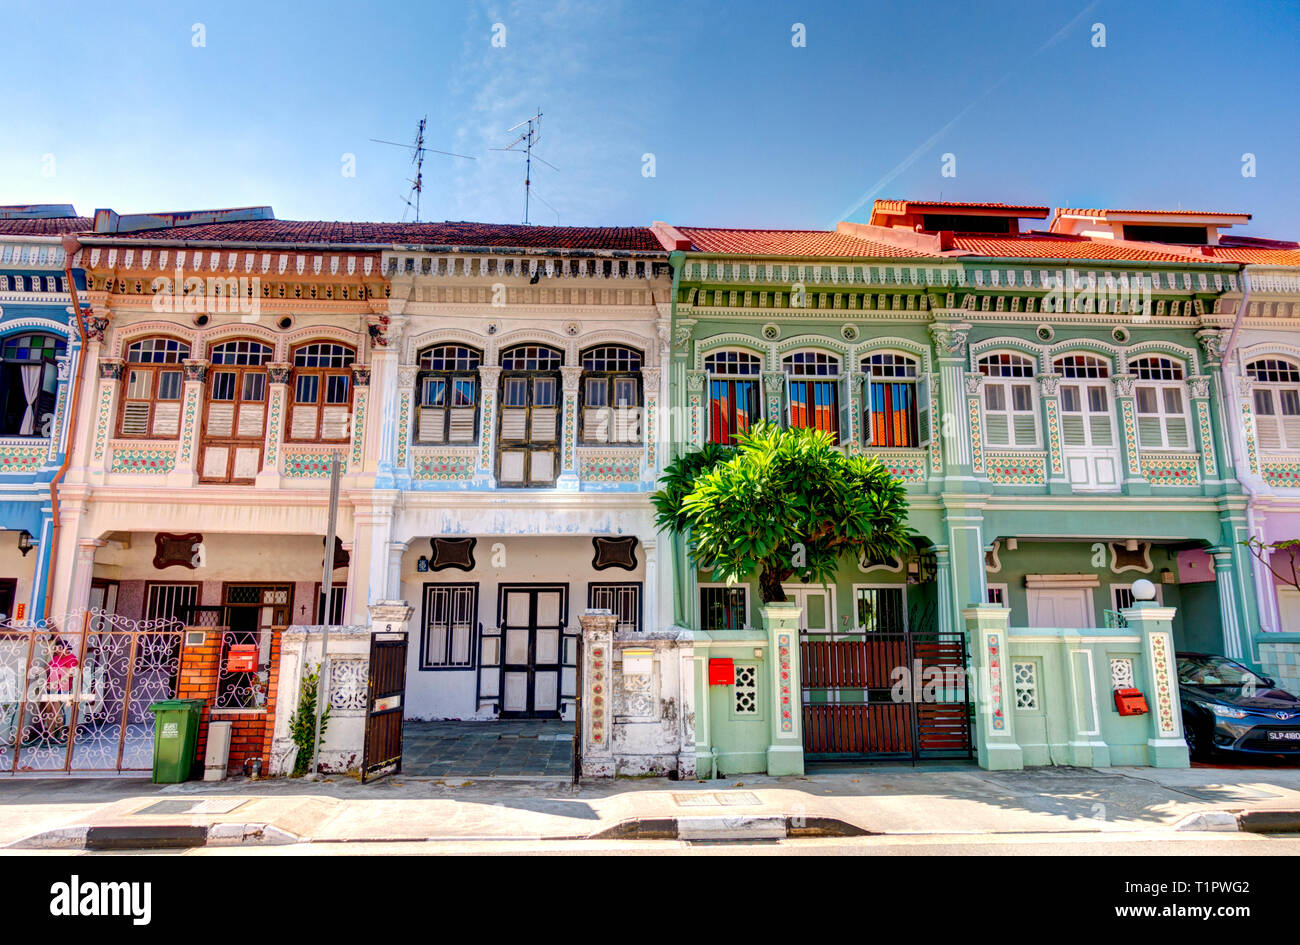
[1241,536,1300,592]
[288,665,330,777]
[653,423,915,604]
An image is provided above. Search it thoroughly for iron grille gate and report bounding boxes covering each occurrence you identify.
[800,631,973,762]
[0,611,183,775]
[360,630,408,783]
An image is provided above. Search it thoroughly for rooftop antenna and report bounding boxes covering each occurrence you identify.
[371,117,476,222]
[492,109,559,225]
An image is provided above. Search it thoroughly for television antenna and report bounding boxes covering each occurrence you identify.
[492,109,559,225]
[370,117,476,222]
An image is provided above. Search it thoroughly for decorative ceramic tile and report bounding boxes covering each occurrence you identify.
[967,395,984,473]
[1044,397,1064,475]
[864,449,927,483]
[396,390,411,468]
[1242,400,1260,475]
[283,450,349,478]
[1261,461,1300,488]
[1120,398,1141,476]
[0,444,48,472]
[987,632,1005,732]
[579,451,642,482]
[411,449,476,480]
[349,387,367,469]
[1141,455,1200,486]
[985,452,1047,485]
[110,445,176,474]
[1195,400,1217,478]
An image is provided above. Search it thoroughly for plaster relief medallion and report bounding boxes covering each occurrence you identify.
[153,532,203,570]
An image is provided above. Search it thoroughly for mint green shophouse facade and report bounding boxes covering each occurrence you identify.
[657,217,1259,776]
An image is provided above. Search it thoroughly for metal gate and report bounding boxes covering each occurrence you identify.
[800,631,973,762]
[360,630,407,783]
[0,611,183,775]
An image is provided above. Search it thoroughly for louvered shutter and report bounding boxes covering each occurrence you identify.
[448,408,475,442]
[419,407,446,442]
[1012,413,1037,446]
[1062,414,1087,447]
[1164,415,1189,449]
[321,406,350,440]
[985,412,1010,446]
[530,407,557,441]
[1137,416,1163,448]
[290,405,318,440]
[612,406,640,443]
[237,403,264,438]
[838,375,853,447]
[121,402,151,436]
[500,408,528,440]
[584,406,610,442]
[862,378,875,447]
[1283,416,1300,451]
[206,403,235,437]
[916,374,931,447]
[1089,414,1113,446]
[152,401,181,437]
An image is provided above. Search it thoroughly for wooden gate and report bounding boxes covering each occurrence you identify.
[800,631,972,762]
[360,630,407,783]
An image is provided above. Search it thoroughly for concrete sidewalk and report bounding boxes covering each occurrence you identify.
[5,763,1300,848]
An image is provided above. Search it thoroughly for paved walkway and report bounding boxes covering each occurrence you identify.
[401,720,575,778]
[5,763,1300,847]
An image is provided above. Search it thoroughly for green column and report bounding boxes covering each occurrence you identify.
[963,604,1023,770]
[1038,372,1070,494]
[1120,598,1190,768]
[1111,373,1150,496]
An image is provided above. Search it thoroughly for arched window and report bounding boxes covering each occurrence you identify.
[120,337,190,438]
[201,340,273,483]
[1053,355,1114,452]
[0,332,65,437]
[978,353,1038,447]
[498,344,563,486]
[704,350,762,444]
[417,344,480,444]
[1131,356,1189,449]
[783,352,841,443]
[862,353,927,448]
[1247,358,1300,451]
[581,345,642,444]
[289,342,356,442]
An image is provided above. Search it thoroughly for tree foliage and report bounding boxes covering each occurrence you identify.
[653,423,915,603]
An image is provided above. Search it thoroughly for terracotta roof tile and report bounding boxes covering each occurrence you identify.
[949,233,1218,263]
[0,217,93,237]
[1056,207,1251,220]
[677,226,937,258]
[99,219,663,252]
[873,199,1050,216]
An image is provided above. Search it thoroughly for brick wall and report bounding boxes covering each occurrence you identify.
[177,627,283,776]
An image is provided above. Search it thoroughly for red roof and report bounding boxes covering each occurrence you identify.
[950,233,1218,263]
[677,226,938,258]
[0,217,92,237]
[1195,241,1300,265]
[96,219,663,252]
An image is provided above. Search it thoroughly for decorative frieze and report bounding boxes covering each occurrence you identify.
[283,450,349,478]
[1261,461,1300,487]
[1140,454,1200,486]
[579,450,642,482]
[411,449,477,481]
[985,452,1048,485]
[110,443,176,474]
[0,444,48,473]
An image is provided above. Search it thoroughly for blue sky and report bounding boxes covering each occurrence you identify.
[2,0,1298,237]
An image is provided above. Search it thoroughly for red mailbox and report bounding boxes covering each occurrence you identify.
[1114,688,1149,716]
[226,644,259,673]
[708,658,735,686]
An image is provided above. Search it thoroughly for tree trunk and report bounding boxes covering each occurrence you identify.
[758,564,787,603]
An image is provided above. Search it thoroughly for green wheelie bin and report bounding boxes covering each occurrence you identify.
[149,699,205,783]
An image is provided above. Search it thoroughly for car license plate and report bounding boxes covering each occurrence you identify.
[1267,731,1300,741]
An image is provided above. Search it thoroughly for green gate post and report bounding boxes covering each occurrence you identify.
[1121,597,1191,768]
[761,602,804,776]
[963,604,1024,771]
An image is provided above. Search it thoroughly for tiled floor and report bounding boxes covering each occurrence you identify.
[400,720,575,778]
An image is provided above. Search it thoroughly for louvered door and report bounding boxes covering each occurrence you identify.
[1060,382,1119,491]
[201,368,267,483]
[497,374,559,486]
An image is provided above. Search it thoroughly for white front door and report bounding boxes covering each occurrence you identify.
[1027,588,1094,628]
[782,585,836,634]
[1060,381,1120,491]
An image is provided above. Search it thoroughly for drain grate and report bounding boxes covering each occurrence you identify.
[673,791,761,807]
[135,798,249,816]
